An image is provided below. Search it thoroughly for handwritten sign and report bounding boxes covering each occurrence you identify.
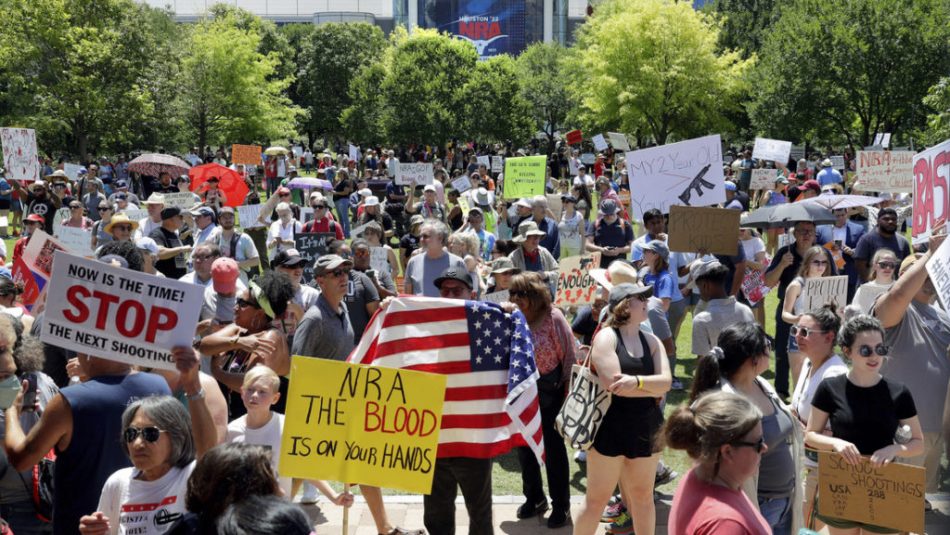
[554,253,601,307]
[1,128,40,182]
[483,290,509,304]
[830,155,845,170]
[911,138,950,243]
[52,207,70,229]
[592,134,609,152]
[451,175,472,194]
[801,275,849,314]
[855,151,914,193]
[925,234,950,311]
[625,135,725,220]
[237,204,265,229]
[231,144,262,166]
[279,357,446,493]
[161,192,200,211]
[491,156,504,174]
[41,251,203,371]
[369,246,389,274]
[55,226,93,256]
[396,163,434,186]
[817,452,924,534]
[752,137,792,163]
[667,205,740,255]
[349,144,360,162]
[750,169,776,190]
[503,156,547,199]
[295,232,333,284]
[608,132,630,152]
[63,163,83,181]
[476,155,490,170]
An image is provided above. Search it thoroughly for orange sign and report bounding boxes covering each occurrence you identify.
[231,144,262,166]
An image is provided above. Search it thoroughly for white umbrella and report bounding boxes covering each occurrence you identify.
[800,194,884,210]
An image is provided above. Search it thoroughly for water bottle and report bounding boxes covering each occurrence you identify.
[894,424,911,445]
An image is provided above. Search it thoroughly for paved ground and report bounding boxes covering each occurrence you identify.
[304,492,950,535]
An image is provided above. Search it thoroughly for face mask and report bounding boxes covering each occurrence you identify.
[0,374,21,411]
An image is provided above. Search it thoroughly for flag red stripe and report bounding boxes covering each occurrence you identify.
[404,361,473,375]
[382,306,467,328]
[441,412,511,429]
[444,385,508,401]
[375,332,470,359]
[518,399,539,427]
[438,437,524,458]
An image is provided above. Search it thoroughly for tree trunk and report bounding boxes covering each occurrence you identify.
[197,110,208,159]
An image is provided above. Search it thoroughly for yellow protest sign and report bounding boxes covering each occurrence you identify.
[817,452,925,534]
[458,196,471,217]
[280,357,447,494]
[554,253,601,307]
[503,156,546,198]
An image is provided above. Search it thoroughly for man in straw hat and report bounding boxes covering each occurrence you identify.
[509,220,558,284]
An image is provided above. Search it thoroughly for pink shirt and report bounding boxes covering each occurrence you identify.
[668,469,770,535]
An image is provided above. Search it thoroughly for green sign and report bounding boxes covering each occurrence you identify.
[503,156,547,198]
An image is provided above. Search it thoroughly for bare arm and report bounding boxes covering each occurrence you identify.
[5,390,72,471]
[172,347,215,457]
[876,229,944,328]
[781,282,802,325]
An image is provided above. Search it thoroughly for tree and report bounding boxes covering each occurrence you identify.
[567,0,752,146]
[921,77,950,146]
[298,23,387,144]
[748,0,950,148]
[516,43,575,153]
[340,63,388,147]
[703,0,780,58]
[461,55,534,146]
[177,13,301,151]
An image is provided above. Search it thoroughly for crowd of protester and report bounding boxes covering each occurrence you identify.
[0,141,943,535]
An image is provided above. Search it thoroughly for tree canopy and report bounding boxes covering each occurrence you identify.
[516,43,575,153]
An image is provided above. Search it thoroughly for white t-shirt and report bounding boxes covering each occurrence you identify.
[791,354,849,466]
[227,413,292,496]
[740,236,766,263]
[97,461,196,535]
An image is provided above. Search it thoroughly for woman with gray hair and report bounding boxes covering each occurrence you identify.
[78,395,214,535]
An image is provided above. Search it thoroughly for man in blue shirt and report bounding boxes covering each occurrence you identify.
[816,158,843,187]
[586,200,633,268]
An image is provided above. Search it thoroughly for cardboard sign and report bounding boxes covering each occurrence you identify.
[451,175,472,194]
[592,134,609,152]
[911,138,950,243]
[161,192,200,211]
[625,134,726,220]
[752,137,792,163]
[295,232,333,284]
[483,290,509,304]
[369,246,389,274]
[396,163,434,186]
[925,234,950,312]
[1,128,40,182]
[279,357,446,494]
[491,156,503,174]
[231,144,262,166]
[817,452,924,534]
[41,251,203,371]
[554,253,601,307]
[237,204,266,229]
[55,226,93,256]
[349,144,360,162]
[565,130,582,145]
[801,275,849,313]
[608,132,630,152]
[503,156,547,199]
[667,205,740,255]
[546,194,563,221]
[750,169,776,190]
[855,150,914,193]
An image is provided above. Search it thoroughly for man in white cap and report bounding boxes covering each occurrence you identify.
[723,181,743,210]
[134,192,165,240]
[190,205,217,246]
[816,158,843,188]
[358,195,394,238]
[406,184,445,221]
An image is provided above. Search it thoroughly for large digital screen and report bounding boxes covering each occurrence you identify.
[418,0,527,59]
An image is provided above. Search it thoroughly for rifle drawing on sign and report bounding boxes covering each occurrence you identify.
[675,164,715,205]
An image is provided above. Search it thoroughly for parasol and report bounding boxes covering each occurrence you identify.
[188,163,249,208]
[128,153,190,177]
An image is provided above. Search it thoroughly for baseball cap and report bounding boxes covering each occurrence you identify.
[161,207,182,220]
[724,181,737,192]
[314,254,353,276]
[608,282,653,308]
[434,266,473,290]
[642,239,670,260]
[600,199,618,215]
[115,180,128,188]
[218,206,235,216]
[409,214,425,227]
[190,206,214,218]
[211,257,240,294]
[272,249,307,268]
[423,185,436,193]
[134,237,159,256]
[802,180,821,192]
[514,198,533,209]
[364,196,380,207]
[490,257,520,275]
[24,214,45,224]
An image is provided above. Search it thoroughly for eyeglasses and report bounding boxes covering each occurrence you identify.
[98,207,111,211]
[856,343,888,357]
[790,325,828,337]
[326,268,350,278]
[124,426,166,444]
[877,261,897,270]
[236,297,260,309]
[794,229,815,236]
[731,436,766,454]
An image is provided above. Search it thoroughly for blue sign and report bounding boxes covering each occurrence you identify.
[418,0,527,59]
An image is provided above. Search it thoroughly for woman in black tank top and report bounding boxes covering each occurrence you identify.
[574,283,672,535]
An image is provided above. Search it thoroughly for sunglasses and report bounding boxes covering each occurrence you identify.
[98,207,111,211]
[325,268,350,278]
[790,325,828,337]
[112,225,132,232]
[69,205,82,209]
[313,205,327,209]
[124,426,165,444]
[877,261,897,270]
[236,297,260,309]
[509,290,529,298]
[731,436,766,454]
[855,343,888,357]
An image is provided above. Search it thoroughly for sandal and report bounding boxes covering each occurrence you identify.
[381,528,426,535]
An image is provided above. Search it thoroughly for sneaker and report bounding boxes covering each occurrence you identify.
[670,378,684,391]
[547,508,571,529]
[517,499,548,519]
[605,511,633,534]
[655,463,679,486]
[297,482,319,504]
[600,501,626,523]
[574,450,587,463]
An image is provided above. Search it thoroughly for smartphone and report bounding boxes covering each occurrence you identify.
[834,240,843,248]
[366,269,377,281]
[21,373,37,412]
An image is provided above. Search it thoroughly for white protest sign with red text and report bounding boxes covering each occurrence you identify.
[40,251,204,371]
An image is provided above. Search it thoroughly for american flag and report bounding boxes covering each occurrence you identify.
[348,297,545,464]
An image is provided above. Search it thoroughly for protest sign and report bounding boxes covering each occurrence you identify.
[295,232,333,284]
[349,144,360,162]
[667,205,740,255]
[299,207,314,223]
[237,204,265,229]
[546,194,562,221]
[830,155,845,170]
[852,283,890,315]
[55,226,93,256]
[457,197,471,217]
[491,156,504,174]
[801,275,849,313]
[23,230,67,282]
[41,250,203,371]
[777,231,795,250]
[396,163,434,186]
[625,135,726,220]
[580,153,596,166]
[608,132,630,152]
[817,452,924,534]
[477,155,491,170]
[750,169,776,190]
[911,138,950,243]
[280,357,446,493]
[350,222,370,238]
[565,130,582,145]
[451,175,472,194]
[740,266,770,306]
[11,257,41,309]
[63,163,83,181]
[592,134,609,152]
[503,156,547,198]
[873,133,885,147]
[292,146,304,157]
[554,253,601,307]
[790,144,806,163]
[752,137,792,163]
[52,207,70,229]
[120,209,146,223]
[161,192,200,211]
[483,290,510,305]
[568,158,579,177]
[1,128,40,182]
[369,247,389,274]
[925,234,950,311]
[855,150,914,193]
[231,144,262,166]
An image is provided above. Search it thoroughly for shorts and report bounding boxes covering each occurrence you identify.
[0,199,9,210]
[815,514,897,534]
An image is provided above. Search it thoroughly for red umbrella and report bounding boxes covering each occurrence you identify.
[188,163,249,208]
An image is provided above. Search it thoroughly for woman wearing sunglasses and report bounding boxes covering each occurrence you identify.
[805,315,923,534]
[90,202,114,250]
[79,395,214,535]
[849,248,897,315]
[60,201,93,230]
[781,245,834,388]
[665,391,771,535]
[689,323,804,535]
